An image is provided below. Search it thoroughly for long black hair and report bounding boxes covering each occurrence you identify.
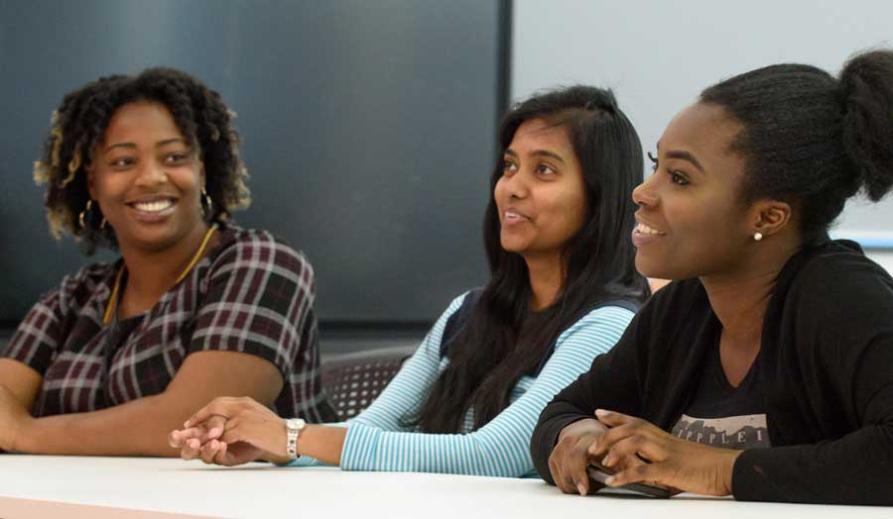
[700,50,893,240]
[415,86,650,433]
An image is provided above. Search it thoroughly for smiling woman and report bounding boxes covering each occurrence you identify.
[0,68,335,457]
[168,86,649,477]
[93,101,206,255]
[533,50,893,505]
[496,119,588,299]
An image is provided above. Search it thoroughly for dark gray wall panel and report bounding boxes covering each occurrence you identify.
[0,0,504,325]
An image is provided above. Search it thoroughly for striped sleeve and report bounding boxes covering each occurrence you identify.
[338,304,635,477]
[345,294,468,431]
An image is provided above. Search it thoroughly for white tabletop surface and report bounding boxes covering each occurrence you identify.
[0,455,888,519]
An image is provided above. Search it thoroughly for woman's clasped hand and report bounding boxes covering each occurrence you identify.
[169,397,290,466]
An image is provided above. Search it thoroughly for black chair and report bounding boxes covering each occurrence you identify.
[321,347,412,420]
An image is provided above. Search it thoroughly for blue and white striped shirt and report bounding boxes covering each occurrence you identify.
[301,293,634,477]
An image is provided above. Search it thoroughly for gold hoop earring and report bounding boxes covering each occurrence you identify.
[78,200,93,229]
[201,188,214,218]
[79,199,107,231]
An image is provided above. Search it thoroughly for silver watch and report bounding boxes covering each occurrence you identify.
[285,418,306,460]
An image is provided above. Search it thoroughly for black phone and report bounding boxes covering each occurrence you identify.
[587,462,671,498]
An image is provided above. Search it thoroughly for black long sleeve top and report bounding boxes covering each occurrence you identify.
[530,240,893,505]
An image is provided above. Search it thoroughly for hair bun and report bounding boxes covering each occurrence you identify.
[839,49,893,201]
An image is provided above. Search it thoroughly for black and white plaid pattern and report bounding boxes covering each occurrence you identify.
[3,225,336,423]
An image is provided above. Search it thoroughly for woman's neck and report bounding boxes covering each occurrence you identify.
[525,252,564,311]
[700,238,801,347]
[117,223,212,313]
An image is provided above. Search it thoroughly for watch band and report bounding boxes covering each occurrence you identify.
[285,418,306,460]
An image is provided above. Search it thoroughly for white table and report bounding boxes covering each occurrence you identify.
[0,455,887,518]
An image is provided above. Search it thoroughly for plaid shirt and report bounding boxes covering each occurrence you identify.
[3,225,336,422]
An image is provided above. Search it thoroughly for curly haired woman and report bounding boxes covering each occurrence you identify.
[0,68,335,456]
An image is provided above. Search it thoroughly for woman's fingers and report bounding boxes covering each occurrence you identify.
[181,437,202,460]
[213,441,231,466]
[571,466,591,496]
[548,453,570,493]
[549,429,604,496]
[200,439,223,464]
[558,464,582,495]
[588,422,639,458]
[590,411,664,459]
[602,433,666,467]
[170,416,226,450]
[606,460,662,488]
[594,409,634,427]
[553,449,588,495]
[184,397,236,428]
[168,427,202,448]
[548,443,577,494]
[202,415,227,441]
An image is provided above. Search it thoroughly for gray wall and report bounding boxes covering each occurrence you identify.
[0,0,508,327]
[512,0,893,250]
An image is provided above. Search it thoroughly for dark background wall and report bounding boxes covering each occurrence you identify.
[0,0,509,340]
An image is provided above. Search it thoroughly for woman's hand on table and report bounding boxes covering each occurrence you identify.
[548,418,610,495]
[549,417,649,496]
[591,409,741,496]
[169,396,289,466]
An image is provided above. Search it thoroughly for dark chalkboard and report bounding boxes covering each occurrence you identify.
[0,0,509,327]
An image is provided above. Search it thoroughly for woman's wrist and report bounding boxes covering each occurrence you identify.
[294,424,347,466]
[719,448,743,495]
[261,419,293,465]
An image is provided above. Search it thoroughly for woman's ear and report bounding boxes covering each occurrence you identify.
[749,199,792,238]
